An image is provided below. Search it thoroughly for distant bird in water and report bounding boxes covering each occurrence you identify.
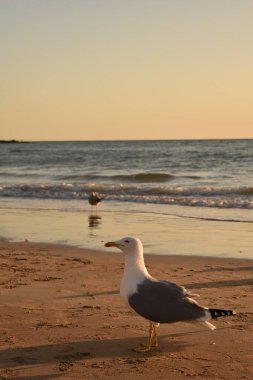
[88,192,101,212]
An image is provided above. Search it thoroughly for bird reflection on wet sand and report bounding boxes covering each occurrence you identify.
[88,214,102,236]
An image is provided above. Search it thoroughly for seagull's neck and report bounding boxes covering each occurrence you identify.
[124,250,149,276]
[120,249,151,300]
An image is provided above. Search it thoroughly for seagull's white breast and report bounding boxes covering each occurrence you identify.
[120,270,147,302]
[120,253,151,304]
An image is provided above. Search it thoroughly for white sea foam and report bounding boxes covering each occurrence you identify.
[0,183,253,211]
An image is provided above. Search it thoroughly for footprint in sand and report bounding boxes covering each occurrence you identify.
[59,361,73,371]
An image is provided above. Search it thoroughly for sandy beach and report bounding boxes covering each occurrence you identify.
[0,239,252,380]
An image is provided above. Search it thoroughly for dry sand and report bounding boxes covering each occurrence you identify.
[0,239,252,379]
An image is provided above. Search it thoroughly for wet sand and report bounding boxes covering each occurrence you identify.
[0,239,252,379]
[1,204,253,259]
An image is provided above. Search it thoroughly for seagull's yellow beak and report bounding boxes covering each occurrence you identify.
[104,241,118,248]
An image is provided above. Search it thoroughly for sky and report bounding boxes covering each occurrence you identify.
[1,0,253,141]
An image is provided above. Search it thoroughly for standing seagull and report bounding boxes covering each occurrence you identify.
[88,192,101,211]
[105,237,236,352]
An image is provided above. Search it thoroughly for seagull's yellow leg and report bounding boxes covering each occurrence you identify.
[151,324,158,348]
[132,323,158,352]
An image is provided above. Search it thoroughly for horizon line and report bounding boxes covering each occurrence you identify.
[2,137,253,143]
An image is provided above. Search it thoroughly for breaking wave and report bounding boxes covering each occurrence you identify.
[0,183,253,210]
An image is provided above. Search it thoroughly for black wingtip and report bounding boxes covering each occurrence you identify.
[209,308,236,319]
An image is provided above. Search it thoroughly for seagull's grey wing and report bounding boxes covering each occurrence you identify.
[162,280,200,299]
[128,278,206,324]
[159,280,188,297]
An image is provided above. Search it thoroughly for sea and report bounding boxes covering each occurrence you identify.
[1,139,253,258]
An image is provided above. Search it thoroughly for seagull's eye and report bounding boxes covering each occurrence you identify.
[125,240,129,243]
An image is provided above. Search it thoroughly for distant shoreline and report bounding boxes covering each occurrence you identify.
[0,139,28,144]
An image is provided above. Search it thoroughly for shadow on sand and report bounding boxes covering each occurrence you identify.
[185,278,253,289]
[56,276,253,301]
[199,265,253,273]
[0,333,193,371]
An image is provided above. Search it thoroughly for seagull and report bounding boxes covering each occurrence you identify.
[88,192,101,210]
[105,236,236,352]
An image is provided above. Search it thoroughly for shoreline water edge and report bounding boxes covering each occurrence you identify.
[1,200,252,260]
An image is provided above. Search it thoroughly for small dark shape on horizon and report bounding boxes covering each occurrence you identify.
[0,139,29,143]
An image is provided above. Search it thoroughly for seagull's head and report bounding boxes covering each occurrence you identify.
[105,236,143,255]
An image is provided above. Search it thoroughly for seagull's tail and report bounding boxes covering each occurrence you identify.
[209,308,236,319]
[201,308,236,330]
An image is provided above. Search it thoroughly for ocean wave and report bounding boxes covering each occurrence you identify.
[0,183,253,210]
[0,171,42,178]
[55,172,202,183]
[237,187,253,196]
[113,172,175,182]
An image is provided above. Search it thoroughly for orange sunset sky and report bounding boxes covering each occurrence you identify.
[1,1,253,141]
